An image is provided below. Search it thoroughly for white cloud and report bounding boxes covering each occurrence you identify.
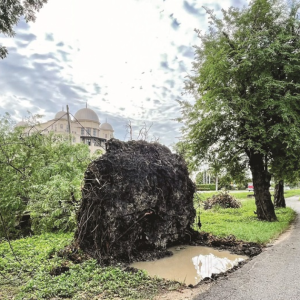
[0,0,248,146]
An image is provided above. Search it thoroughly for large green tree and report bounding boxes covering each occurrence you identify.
[0,0,47,59]
[179,0,300,221]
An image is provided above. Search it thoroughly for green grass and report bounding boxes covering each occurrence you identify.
[194,192,296,244]
[0,233,181,300]
[197,188,300,201]
[284,189,300,198]
[195,191,251,201]
[1,190,298,299]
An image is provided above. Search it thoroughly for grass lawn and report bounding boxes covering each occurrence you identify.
[284,189,300,198]
[197,188,300,201]
[194,190,298,244]
[0,233,182,300]
[1,189,298,299]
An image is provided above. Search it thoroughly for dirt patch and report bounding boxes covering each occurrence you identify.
[49,266,70,276]
[153,284,211,300]
[57,244,91,263]
[188,231,262,257]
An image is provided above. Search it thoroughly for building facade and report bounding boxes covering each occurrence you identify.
[16,106,114,153]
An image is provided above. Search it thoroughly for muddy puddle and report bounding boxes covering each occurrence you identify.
[130,245,248,286]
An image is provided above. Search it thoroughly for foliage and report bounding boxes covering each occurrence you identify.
[172,140,196,173]
[0,113,91,236]
[179,0,300,220]
[197,184,216,191]
[0,0,47,59]
[0,233,182,299]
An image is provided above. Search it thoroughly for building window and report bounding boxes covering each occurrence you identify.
[60,124,63,129]
[93,129,97,136]
[105,134,108,139]
[81,128,85,135]
[87,128,91,135]
[87,139,91,146]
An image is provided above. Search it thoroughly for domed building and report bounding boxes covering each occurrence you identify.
[15,120,28,127]
[16,105,114,153]
[54,110,68,120]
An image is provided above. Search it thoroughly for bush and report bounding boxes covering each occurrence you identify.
[197,184,216,191]
[237,183,247,190]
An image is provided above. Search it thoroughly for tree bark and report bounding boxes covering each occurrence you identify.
[274,180,286,208]
[247,151,277,221]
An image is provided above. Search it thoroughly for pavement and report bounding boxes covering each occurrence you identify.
[193,196,300,300]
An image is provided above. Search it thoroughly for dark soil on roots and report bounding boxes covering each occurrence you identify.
[75,139,197,264]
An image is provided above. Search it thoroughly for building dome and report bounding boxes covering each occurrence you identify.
[15,120,27,127]
[100,122,114,131]
[75,108,99,123]
[55,111,68,120]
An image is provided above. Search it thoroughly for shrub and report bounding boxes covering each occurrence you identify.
[197,184,216,191]
[203,191,242,210]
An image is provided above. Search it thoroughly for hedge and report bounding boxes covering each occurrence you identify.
[196,184,216,191]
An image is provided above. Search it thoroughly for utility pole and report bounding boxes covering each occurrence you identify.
[66,105,72,145]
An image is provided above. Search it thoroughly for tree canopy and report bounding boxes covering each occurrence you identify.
[179,0,300,221]
[0,0,47,59]
[0,113,92,237]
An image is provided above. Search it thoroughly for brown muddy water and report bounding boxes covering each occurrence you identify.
[130,245,248,286]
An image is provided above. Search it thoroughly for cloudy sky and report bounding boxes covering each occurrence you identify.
[0,0,247,147]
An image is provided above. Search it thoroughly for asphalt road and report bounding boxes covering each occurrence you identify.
[193,196,300,300]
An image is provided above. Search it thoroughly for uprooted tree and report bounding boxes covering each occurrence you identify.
[178,0,300,221]
[76,139,196,263]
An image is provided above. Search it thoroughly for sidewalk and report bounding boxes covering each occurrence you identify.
[193,196,300,300]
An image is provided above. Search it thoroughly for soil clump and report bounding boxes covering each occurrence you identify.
[75,139,196,264]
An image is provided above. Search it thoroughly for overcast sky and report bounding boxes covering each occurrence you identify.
[0,0,247,147]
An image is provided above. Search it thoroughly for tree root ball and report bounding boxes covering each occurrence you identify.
[75,139,196,263]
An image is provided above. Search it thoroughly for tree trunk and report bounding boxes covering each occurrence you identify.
[274,180,286,208]
[248,151,277,221]
[216,176,218,191]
